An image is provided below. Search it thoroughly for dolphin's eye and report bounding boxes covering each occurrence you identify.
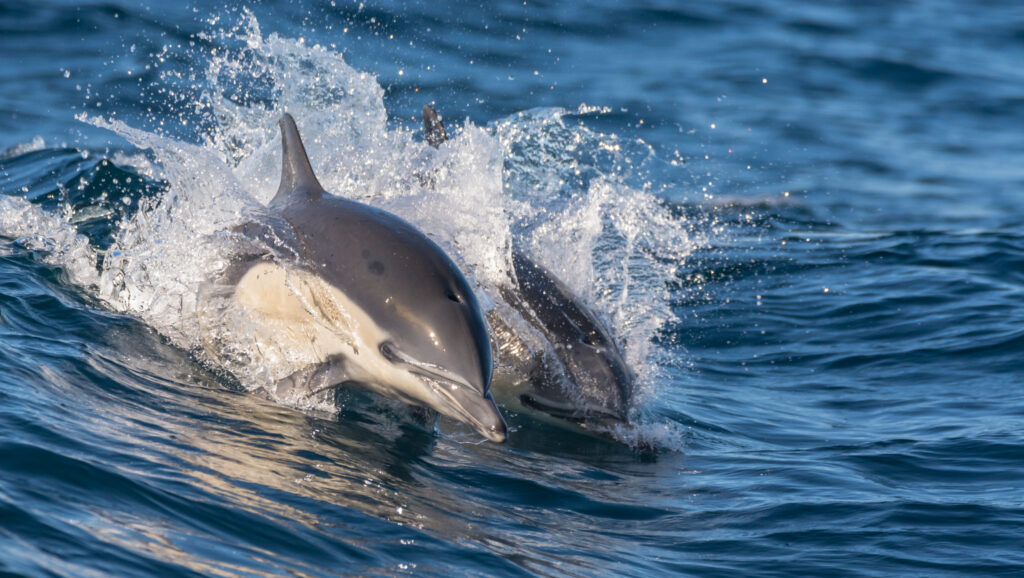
[446,290,462,303]
[379,341,399,362]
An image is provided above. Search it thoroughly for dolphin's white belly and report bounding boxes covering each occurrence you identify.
[233,262,359,361]
[201,261,424,405]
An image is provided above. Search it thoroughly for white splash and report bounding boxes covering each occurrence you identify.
[0,195,99,288]
[1,135,47,159]
[0,13,697,447]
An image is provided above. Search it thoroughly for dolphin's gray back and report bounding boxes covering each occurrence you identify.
[276,194,481,334]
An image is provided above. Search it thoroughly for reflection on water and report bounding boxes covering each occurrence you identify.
[67,323,684,575]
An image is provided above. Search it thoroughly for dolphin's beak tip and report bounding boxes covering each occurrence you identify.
[473,404,507,443]
[457,389,507,443]
[486,397,508,443]
[487,423,508,443]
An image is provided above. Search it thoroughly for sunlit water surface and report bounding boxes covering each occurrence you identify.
[1,1,1022,576]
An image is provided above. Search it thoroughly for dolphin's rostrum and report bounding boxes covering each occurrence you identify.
[207,114,507,442]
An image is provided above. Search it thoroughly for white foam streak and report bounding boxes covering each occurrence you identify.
[1,135,47,159]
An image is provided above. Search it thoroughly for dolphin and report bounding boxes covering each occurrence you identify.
[202,114,507,442]
[422,105,635,430]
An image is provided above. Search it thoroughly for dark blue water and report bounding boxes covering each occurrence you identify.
[2,1,1023,576]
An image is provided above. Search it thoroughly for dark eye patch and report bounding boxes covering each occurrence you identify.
[446,290,462,303]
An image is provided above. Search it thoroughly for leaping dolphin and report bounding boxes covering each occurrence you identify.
[201,114,507,442]
[422,105,636,432]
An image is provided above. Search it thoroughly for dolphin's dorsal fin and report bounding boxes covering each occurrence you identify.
[423,105,448,148]
[272,113,325,205]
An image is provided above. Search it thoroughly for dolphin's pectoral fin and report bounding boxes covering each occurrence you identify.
[271,113,325,207]
[423,104,448,148]
[273,355,350,401]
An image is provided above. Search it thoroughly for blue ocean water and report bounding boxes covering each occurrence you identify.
[2,1,1023,576]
